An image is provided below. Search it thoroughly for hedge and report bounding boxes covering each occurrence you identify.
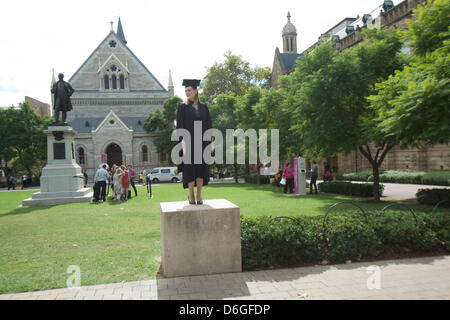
[421,171,450,186]
[416,188,450,207]
[241,210,450,270]
[318,181,384,197]
[336,170,450,186]
[244,173,270,184]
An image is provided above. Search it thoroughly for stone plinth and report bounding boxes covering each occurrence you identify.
[160,199,242,278]
[22,125,92,206]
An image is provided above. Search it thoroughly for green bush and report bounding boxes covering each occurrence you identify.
[336,170,374,182]
[421,171,450,186]
[318,181,384,197]
[241,210,449,270]
[323,215,378,263]
[374,171,425,184]
[337,170,450,186]
[244,173,270,184]
[416,188,450,207]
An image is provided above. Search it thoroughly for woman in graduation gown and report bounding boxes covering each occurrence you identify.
[176,79,213,205]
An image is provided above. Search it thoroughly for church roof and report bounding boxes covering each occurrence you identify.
[70,116,148,133]
[280,52,303,73]
[69,19,166,92]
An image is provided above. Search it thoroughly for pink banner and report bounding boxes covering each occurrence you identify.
[294,158,299,195]
[101,154,107,163]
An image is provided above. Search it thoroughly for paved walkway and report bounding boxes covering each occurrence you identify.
[1,255,449,300]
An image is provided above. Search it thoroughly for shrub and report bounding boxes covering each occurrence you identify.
[244,173,270,184]
[337,170,450,186]
[336,170,374,182]
[241,210,449,270]
[318,181,384,197]
[421,171,450,186]
[372,171,425,184]
[323,215,378,263]
[416,188,450,207]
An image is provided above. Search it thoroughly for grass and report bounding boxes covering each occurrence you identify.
[0,182,448,294]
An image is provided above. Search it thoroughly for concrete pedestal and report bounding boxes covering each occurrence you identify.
[160,199,242,278]
[22,125,93,206]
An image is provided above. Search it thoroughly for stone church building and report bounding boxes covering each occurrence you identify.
[66,18,173,178]
[271,0,450,176]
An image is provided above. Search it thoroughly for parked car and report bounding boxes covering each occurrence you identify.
[148,167,182,183]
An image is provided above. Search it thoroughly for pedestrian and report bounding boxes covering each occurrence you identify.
[139,171,143,185]
[176,79,213,205]
[121,165,130,201]
[323,162,333,182]
[93,164,108,202]
[127,165,138,197]
[22,174,27,189]
[282,163,294,194]
[113,167,124,202]
[310,161,318,194]
[7,175,16,190]
[83,169,88,188]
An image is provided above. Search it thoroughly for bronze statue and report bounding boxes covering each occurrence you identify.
[51,73,74,124]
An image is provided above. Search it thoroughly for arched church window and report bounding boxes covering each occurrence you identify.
[78,147,86,165]
[142,145,149,162]
[104,75,109,89]
[286,38,290,51]
[119,75,125,89]
[290,38,293,51]
[112,75,117,89]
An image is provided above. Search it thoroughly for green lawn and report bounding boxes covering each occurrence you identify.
[0,183,446,294]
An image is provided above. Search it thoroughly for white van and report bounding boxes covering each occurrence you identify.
[148,167,182,183]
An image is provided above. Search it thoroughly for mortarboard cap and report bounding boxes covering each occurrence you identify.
[182,79,201,89]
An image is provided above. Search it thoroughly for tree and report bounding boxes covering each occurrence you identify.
[369,0,450,148]
[0,101,51,180]
[407,0,450,56]
[209,93,240,182]
[201,51,270,104]
[143,96,183,164]
[284,28,406,200]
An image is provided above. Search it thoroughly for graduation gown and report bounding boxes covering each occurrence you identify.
[176,102,212,189]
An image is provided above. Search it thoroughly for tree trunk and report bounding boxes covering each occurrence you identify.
[371,162,381,201]
[358,143,393,202]
[234,164,239,183]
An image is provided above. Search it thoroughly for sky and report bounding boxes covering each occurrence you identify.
[0,0,400,107]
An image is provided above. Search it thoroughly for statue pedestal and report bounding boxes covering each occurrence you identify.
[22,125,93,206]
[160,199,242,278]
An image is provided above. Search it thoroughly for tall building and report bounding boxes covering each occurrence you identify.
[24,96,51,117]
[66,18,173,178]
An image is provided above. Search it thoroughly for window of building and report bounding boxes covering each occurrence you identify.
[160,153,167,162]
[104,75,109,89]
[112,75,117,89]
[119,75,125,89]
[78,147,86,165]
[142,145,149,162]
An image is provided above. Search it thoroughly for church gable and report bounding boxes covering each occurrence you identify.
[93,111,132,135]
[69,27,166,92]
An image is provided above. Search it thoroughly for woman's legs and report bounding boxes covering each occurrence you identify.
[188,181,195,202]
[196,178,203,201]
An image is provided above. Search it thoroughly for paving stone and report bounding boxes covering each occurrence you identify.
[102,294,123,300]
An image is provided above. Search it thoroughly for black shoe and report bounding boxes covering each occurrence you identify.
[196,199,203,205]
[188,196,196,205]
